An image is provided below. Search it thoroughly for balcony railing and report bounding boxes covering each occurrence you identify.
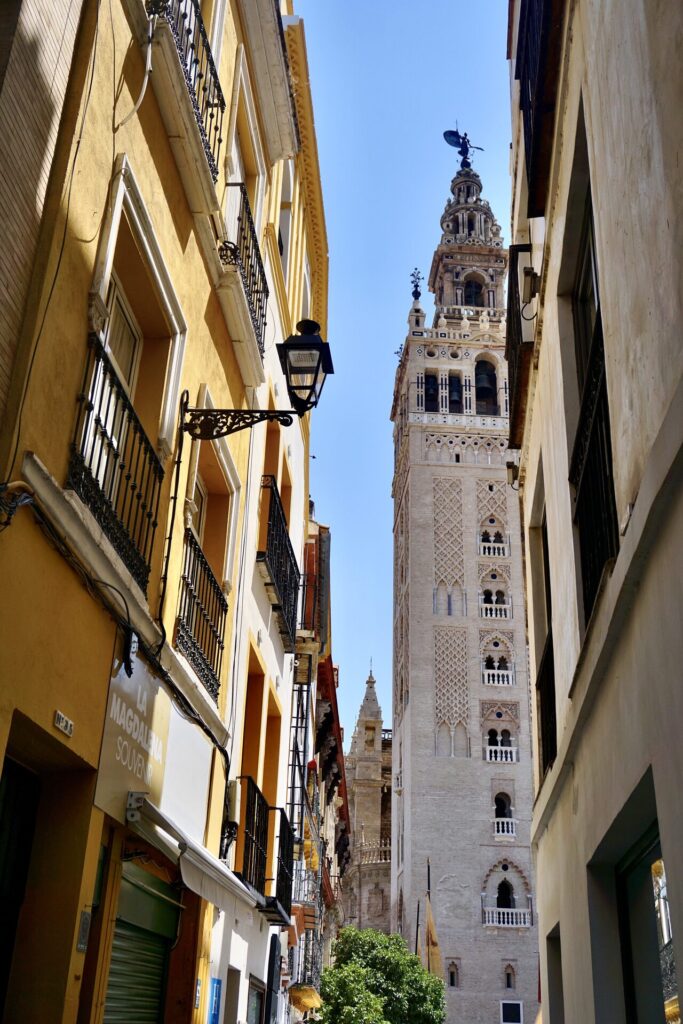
[68,334,164,593]
[479,599,512,619]
[358,839,391,865]
[256,476,300,650]
[493,818,517,839]
[265,808,294,922]
[148,0,225,182]
[298,566,318,634]
[483,907,532,928]
[482,668,515,687]
[438,304,507,322]
[506,243,534,449]
[237,776,269,899]
[515,0,565,216]
[485,745,519,764]
[175,527,228,700]
[220,183,268,357]
[478,539,510,557]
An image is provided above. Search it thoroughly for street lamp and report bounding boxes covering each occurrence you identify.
[182,320,334,440]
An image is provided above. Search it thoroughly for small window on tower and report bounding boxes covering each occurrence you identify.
[501,1002,523,1024]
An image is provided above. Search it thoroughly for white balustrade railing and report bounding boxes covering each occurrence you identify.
[358,839,391,865]
[478,540,510,557]
[482,668,515,686]
[485,746,519,763]
[479,599,512,619]
[492,818,517,838]
[483,907,531,928]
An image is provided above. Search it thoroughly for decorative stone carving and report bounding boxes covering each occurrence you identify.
[479,629,515,655]
[477,479,508,527]
[434,627,468,727]
[480,701,519,723]
[478,562,511,585]
[433,478,464,586]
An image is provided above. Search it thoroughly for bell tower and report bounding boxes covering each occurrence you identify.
[390,142,538,1022]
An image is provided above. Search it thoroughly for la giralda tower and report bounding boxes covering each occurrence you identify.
[390,138,539,1023]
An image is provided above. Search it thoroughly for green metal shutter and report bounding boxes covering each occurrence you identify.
[103,919,168,1023]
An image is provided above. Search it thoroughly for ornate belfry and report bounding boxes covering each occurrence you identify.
[390,136,539,1021]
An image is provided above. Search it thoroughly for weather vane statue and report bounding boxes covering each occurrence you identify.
[443,127,484,169]
[411,268,423,301]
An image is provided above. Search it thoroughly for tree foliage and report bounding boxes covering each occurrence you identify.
[320,928,446,1024]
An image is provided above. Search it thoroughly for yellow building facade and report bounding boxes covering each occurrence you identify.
[0,1,332,1021]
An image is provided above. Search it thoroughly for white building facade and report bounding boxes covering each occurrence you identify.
[391,159,539,1023]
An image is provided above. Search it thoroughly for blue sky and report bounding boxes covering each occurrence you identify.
[299,0,512,742]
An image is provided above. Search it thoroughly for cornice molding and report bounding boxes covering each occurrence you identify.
[285,19,329,338]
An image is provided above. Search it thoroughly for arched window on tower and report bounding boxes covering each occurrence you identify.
[424,372,439,413]
[494,793,512,819]
[475,359,498,415]
[448,372,463,414]
[497,879,515,909]
[464,278,484,306]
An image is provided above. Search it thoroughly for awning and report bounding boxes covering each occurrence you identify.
[128,794,256,912]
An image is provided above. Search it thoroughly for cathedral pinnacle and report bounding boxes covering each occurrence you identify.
[411,268,423,301]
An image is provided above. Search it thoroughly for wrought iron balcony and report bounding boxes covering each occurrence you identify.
[506,243,535,449]
[147,0,225,182]
[298,565,318,634]
[236,775,269,899]
[68,334,164,593]
[300,927,323,990]
[483,907,531,928]
[256,475,300,651]
[493,818,517,839]
[485,745,519,764]
[175,527,228,700]
[264,808,294,924]
[220,184,269,358]
[482,668,515,687]
[515,0,565,216]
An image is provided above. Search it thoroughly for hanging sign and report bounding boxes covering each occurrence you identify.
[95,638,170,823]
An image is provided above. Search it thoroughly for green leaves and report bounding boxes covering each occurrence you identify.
[319,928,446,1024]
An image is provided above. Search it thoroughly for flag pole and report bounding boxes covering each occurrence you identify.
[415,900,420,956]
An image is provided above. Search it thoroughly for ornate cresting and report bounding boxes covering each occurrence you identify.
[220,184,269,357]
[68,333,164,593]
[147,0,226,181]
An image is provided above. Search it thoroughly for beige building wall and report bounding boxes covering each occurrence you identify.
[507,0,683,1020]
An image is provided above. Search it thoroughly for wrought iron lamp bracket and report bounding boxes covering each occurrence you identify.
[183,406,295,440]
[218,240,239,267]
